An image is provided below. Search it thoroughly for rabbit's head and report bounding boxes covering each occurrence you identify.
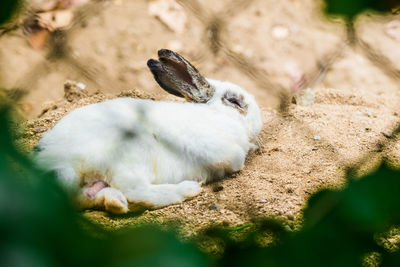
[147,49,262,140]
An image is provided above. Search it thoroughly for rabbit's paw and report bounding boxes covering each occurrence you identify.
[93,188,129,214]
[177,181,201,198]
[124,181,202,207]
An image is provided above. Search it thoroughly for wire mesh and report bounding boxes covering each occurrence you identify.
[1,0,399,183]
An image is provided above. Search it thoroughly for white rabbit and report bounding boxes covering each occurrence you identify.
[34,49,262,214]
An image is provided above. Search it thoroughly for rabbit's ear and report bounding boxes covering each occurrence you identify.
[147,49,214,103]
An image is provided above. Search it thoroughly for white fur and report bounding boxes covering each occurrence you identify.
[34,79,262,213]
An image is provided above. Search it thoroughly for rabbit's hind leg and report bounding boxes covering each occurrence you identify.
[124,180,201,208]
[52,165,80,189]
[90,187,129,214]
[52,166,129,214]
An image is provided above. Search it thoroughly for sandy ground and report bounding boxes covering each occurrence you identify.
[3,0,400,237]
[18,71,400,236]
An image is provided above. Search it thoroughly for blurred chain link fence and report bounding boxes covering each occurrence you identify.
[1,0,399,174]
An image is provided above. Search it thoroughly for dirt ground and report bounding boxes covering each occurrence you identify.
[2,0,400,236]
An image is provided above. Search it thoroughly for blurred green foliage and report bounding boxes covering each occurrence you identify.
[0,0,20,25]
[214,164,400,266]
[324,0,399,19]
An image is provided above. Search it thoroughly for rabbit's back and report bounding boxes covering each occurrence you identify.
[36,98,151,168]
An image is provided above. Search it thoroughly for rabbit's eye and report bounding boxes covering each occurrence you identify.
[228,98,242,107]
[222,92,248,114]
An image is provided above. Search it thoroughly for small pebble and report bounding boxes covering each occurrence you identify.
[231,44,244,54]
[96,44,106,55]
[33,127,47,133]
[244,49,253,57]
[313,135,321,141]
[294,88,315,106]
[76,83,86,90]
[210,203,219,211]
[290,25,299,34]
[260,199,267,203]
[213,185,224,192]
[271,25,289,40]
[254,9,263,16]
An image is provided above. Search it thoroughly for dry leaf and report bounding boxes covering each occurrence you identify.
[148,0,187,34]
[18,102,33,113]
[285,61,306,92]
[24,0,89,49]
[271,25,289,40]
[37,10,74,31]
[385,20,400,43]
[27,28,50,50]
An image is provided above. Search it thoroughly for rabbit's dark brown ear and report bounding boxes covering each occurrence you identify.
[147,49,214,103]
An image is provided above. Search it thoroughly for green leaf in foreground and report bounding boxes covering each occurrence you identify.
[0,0,21,25]
[226,224,253,232]
[324,0,399,19]
[219,163,400,266]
